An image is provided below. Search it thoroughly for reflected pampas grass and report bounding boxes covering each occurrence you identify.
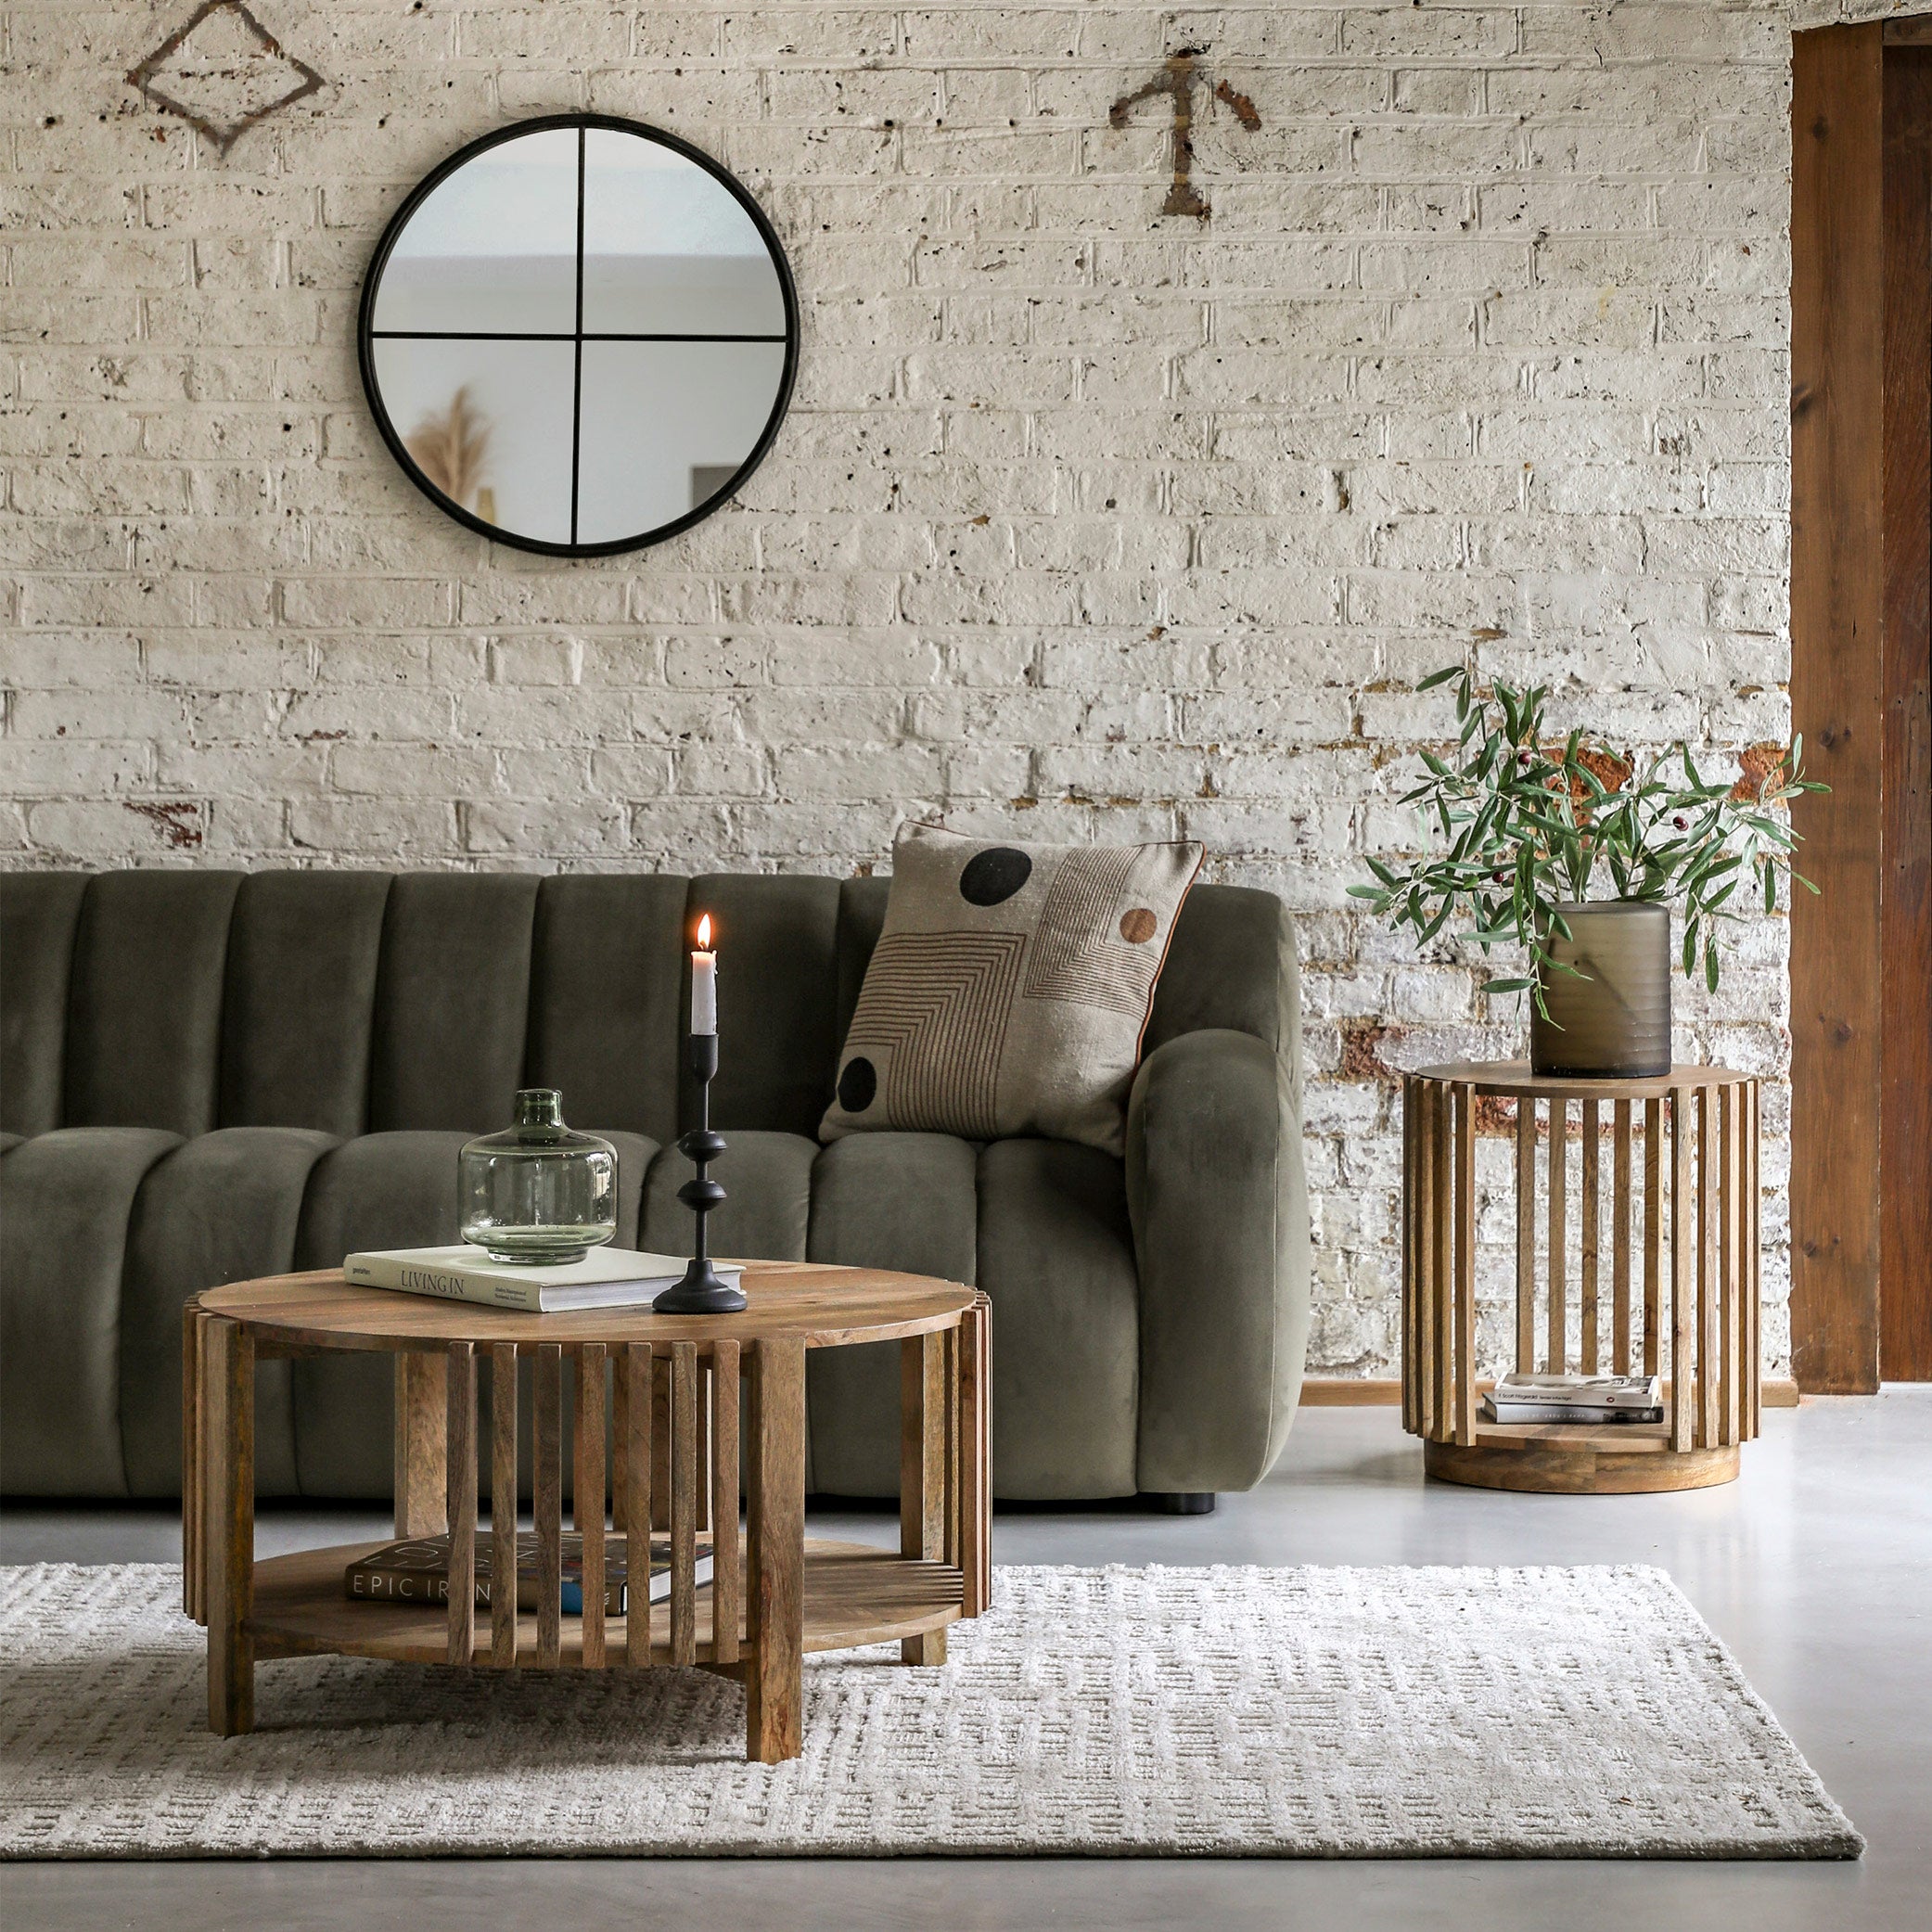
[405,386,492,509]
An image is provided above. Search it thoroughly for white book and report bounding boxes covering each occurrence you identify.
[343,1245,737,1313]
[1488,1372,1661,1411]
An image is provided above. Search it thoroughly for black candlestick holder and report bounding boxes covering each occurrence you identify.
[655,1032,746,1315]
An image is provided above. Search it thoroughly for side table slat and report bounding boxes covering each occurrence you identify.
[1670,1088,1695,1453]
[445,1342,477,1667]
[533,1342,563,1669]
[669,1339,698,1667]
[1547,1097,1567,1373]
[183,1305,204,1624]
[942,1323,962,1570]
[1431,1081,1452,1439]
[394,1351,448,1540]
[1698,1087,1719,1451]
[1721,1086,1738,1449]
[711,1339,741,1666]
[576,1342,606,1669]
[205,1318,254,1736]
[960,1295,991,1615]
[1612,1101,1632,1375]
[1514,1096,1536,1374]
[490,1341,518,1667]
[1580,1100,1601,1375]
[900,1329,949,1666]
[1452,1082,1477,1447]
[623,1342,653,1668]
[610,1340,629,1534]
[1643,1097,1663,1376]
[746,1336,807,1764]
[1406,1081,1422,1429]
[1416,1081,1438,1439]
[1749,1082,1763,1437]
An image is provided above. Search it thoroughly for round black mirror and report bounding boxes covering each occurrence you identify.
[358,114,799,557]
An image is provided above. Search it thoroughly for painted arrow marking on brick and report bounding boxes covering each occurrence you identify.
[1108,49,1261,222]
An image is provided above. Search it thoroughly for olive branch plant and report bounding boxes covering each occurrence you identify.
[1349,667,1824,1017]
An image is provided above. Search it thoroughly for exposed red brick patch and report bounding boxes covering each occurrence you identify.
[1543,742,1631,808]
[1338,1018,1399,1082]
[125,800,202,849]
[1731,741,1784,802]
[1474,1092,1517,1135]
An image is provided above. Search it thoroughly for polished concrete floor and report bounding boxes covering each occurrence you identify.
[3,1390,1927,1932]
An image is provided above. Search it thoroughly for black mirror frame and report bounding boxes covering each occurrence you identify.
[356,112,800,559]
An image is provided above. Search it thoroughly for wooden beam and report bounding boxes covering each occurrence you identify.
[1791,22,1887,1392]
[1882,43,1932,1380]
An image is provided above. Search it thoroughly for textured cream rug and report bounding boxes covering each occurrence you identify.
[0,1562,1859,1859]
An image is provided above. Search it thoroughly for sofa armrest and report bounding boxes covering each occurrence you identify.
[1125,1026,1311,1493]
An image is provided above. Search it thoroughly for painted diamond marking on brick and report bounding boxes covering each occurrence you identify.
[126,0,324,155]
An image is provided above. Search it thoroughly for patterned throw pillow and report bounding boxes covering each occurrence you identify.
[821,823,1204,1157]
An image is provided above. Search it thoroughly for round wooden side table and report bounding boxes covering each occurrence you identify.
[181,1261,991,1763]
[1401,1061,1760,1494]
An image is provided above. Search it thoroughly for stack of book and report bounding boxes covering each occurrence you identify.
[345,1529,714,1617]
[343,1245,742,1313]
[1481,1372,1664,1426]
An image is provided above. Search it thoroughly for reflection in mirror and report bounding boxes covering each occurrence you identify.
[370,127,578,336]
[574,340,786,544]
[362,116,796,554]
[403,387,489,507]
[581,130,787,338]
[369,338,574,545]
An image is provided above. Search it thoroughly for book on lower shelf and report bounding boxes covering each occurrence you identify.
[1482,1371,1665,1427]
[1480,1399,1666,1425]
[344,1530,714,1618]
[342,1244,742,1313]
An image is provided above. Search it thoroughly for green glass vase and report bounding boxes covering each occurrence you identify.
[458,1090,617,1264]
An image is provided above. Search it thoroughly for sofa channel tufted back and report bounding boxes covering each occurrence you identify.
[1,868,1297,1145]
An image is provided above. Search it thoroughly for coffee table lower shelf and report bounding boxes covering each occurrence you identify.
[249,1539,965,1670]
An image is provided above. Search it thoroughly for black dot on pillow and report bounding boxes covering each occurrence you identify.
[838,1056,877,1112]
[958,847,1032,906]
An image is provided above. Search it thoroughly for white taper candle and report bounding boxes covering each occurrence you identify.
[691,914,717,1035]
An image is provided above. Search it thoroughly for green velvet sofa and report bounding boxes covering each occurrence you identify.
[0,868,1311,1507]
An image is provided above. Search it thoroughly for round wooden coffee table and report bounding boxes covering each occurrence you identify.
[1401,1062,1760,1494]
[182,1262,991,1763]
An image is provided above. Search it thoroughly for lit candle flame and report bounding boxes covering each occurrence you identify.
[697,914,711,948]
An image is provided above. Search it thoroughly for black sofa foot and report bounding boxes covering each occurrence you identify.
[1144,1491,1217,1515]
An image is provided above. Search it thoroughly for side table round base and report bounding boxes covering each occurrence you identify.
[1424,1437,1740,1495]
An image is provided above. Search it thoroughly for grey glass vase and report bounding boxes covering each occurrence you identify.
[1529,902,1672,1079]
[459,1090,617,1264]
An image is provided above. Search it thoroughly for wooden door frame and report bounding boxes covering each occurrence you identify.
[1880,32,1932,1383]
[1789,19,1932,1390]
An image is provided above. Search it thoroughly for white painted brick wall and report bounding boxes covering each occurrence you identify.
[4,2,1845,1375]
